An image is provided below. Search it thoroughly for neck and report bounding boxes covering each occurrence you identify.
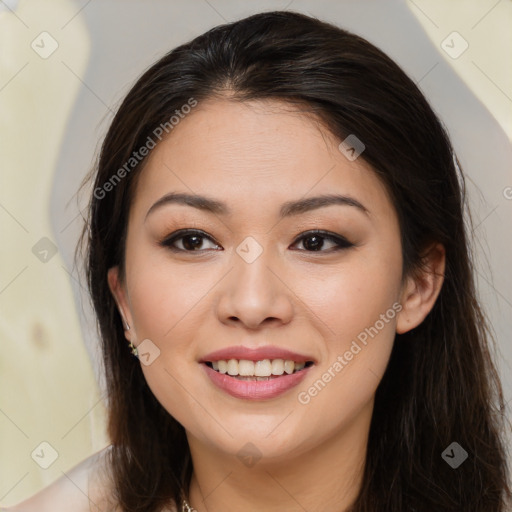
[186,400,372,512]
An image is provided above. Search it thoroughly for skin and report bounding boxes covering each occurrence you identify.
[108,98,445,512]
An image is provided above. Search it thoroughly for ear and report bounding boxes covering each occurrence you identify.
[396,242,446,334]
[107,266,134,342]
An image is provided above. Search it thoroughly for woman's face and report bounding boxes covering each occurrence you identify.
[109,98,412,463]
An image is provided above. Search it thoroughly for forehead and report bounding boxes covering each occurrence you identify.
[130,98,394,221]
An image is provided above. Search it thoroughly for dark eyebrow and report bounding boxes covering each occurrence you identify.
[279,194,369,217]
[145,192,369,221]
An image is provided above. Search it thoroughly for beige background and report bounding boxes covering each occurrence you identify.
[0,0,511,506]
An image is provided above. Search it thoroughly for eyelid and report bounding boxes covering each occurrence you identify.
[159,228,354,253]
[291,229,354,250]
[160,228,221,251]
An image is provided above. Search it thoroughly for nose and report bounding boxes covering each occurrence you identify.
[215,249,294,330]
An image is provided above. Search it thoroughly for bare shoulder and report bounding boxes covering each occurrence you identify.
[2,445,178,512]
[2,445,117,512]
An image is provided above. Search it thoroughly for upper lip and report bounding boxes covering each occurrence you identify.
[200,345,316,364]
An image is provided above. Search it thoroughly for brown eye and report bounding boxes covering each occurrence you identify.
[291,230,354,252]
[159,229,354,254]
[160,229,221,252]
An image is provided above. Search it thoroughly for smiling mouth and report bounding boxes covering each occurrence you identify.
[204,359,314,381]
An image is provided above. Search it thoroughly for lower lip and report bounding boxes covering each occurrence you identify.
[202,363,312,400]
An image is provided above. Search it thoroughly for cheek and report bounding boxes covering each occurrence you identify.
[294,296,397,444]
[126,249,215,342]
[292,245,401,412]
[295,245,402,348]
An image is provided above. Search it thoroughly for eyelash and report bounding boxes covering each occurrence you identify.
[159,229,354,253]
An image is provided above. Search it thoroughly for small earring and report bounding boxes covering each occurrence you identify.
[125,322,131,331]
[128,341,138,357]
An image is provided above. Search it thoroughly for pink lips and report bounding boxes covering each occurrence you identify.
[201,364,311,400]
[199,345,315,401]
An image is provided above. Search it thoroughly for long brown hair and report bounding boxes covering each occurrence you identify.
[77,10,511,511]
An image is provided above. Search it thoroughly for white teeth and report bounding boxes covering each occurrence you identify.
[227,359,238,376]
[271,359,284,375]
[238,359,255,376]
[218,360,228,374]
[209,358,310,377]
[254,359,272,377]
[284,360,295,374]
